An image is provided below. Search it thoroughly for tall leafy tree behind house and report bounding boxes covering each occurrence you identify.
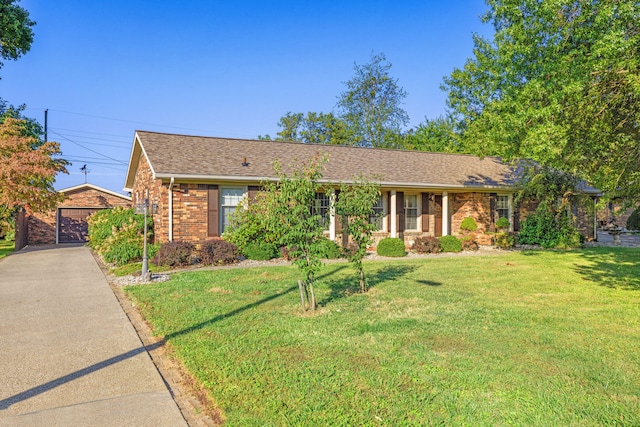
[267,52,410,148]
[337,52,410,148]
[442,0,640,203]
[0,0,35,74]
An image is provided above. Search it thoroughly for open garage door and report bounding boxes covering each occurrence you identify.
[58,208,101,243]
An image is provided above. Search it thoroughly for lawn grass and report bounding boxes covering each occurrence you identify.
[0,239,14,259]
[109,261,170,276]
[125,247,640,426]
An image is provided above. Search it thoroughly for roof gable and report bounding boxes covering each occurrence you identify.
[60,183,131,201]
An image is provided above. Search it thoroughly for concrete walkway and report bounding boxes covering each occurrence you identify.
[0,245,188,427]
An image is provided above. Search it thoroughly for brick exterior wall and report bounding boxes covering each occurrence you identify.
[131,154,167,243]
[451,192,493,245]
[171,185,209,243]
[27,186,131,245]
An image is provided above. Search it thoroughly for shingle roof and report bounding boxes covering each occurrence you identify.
[125,131,519,191]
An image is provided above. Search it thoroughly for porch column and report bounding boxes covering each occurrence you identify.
[329,191,336,241]
[442,192,449,236]
[390,190,397,238]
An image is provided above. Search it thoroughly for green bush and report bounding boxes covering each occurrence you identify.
[460,217,478,232]
[439,235,462,252]
[243,241,278,260]
[376,237,406,257]
[312,237,342,259]
[200,239,239,265]
[627,209,640,230]
[412,236,441,254]
[152,241,195,267]
[496,217,510,230]
[493,232,515,249]
[87,207,153,266]
[517,210,582,249]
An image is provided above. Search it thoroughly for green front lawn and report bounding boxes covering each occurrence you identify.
[0,239,14,259]
[125,248,640,426]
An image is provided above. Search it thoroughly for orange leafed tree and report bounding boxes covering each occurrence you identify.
[0,117,68,212]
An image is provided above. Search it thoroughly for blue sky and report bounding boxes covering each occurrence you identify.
[2,1,491,194]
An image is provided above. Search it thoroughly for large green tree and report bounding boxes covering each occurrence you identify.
[274,111,355,145]
[0,0,35,73]
[443,0,640,202]
[337,52,410,148]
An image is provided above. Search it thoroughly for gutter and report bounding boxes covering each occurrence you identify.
[168,177,174,242]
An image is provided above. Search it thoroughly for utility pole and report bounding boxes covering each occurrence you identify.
[44,109,48,142]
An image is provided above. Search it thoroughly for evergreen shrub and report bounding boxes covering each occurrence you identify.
[376,237,406,257]
[627,209,640,230]
[243,241,278,260]
[439,235,462,252]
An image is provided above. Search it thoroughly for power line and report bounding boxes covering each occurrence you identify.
[48,108,219,134]
[49,130,128,165]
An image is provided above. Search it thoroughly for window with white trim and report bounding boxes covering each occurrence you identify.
[314,192,331,229]
[370,196,384,230]
[496,195,509,220]
[405,194,418,230]
[221,188,246,233]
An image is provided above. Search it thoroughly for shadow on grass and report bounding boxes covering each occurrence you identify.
[0,284,297,410]
[319,264,420,306]
[573,248,640,291]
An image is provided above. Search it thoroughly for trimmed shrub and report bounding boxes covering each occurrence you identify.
[243,241,278,261]
[152,241,195,267]
[496,217,510,230]
[200,239,239,265]
[312,237,342,259]
[412,236,441,254]
[439,235,462,252]
[376,237,406,257]
[627,209,640,231]
[460,217,478,232]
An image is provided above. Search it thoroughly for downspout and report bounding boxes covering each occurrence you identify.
[168,177,174,242]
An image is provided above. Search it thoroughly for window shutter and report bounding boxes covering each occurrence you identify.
[248,185,260,204]
[421,193,430,232]
[489,193,497,230]
[208,185,219,237]
[513,200,520,231]
[396,191,405,232]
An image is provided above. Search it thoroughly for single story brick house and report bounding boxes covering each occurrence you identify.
[25,183,132,245]
[124,131,600,247]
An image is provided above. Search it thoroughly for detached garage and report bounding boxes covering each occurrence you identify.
[26,184,131,246]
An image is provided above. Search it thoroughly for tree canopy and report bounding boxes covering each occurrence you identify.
[443,0,640,202]
[268,52,410,148]
[0,0,35,73]
[0,118,67,213]
[337,52,410,148]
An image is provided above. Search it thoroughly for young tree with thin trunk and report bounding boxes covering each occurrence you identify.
[335,177,381,292]
[264,154,328,311]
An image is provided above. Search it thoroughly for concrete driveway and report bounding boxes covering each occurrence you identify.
[0,245,187,427]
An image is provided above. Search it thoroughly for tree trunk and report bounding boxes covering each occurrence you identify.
[359,268,366,293]
[308,279,316,311]
[297,280,307,311]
